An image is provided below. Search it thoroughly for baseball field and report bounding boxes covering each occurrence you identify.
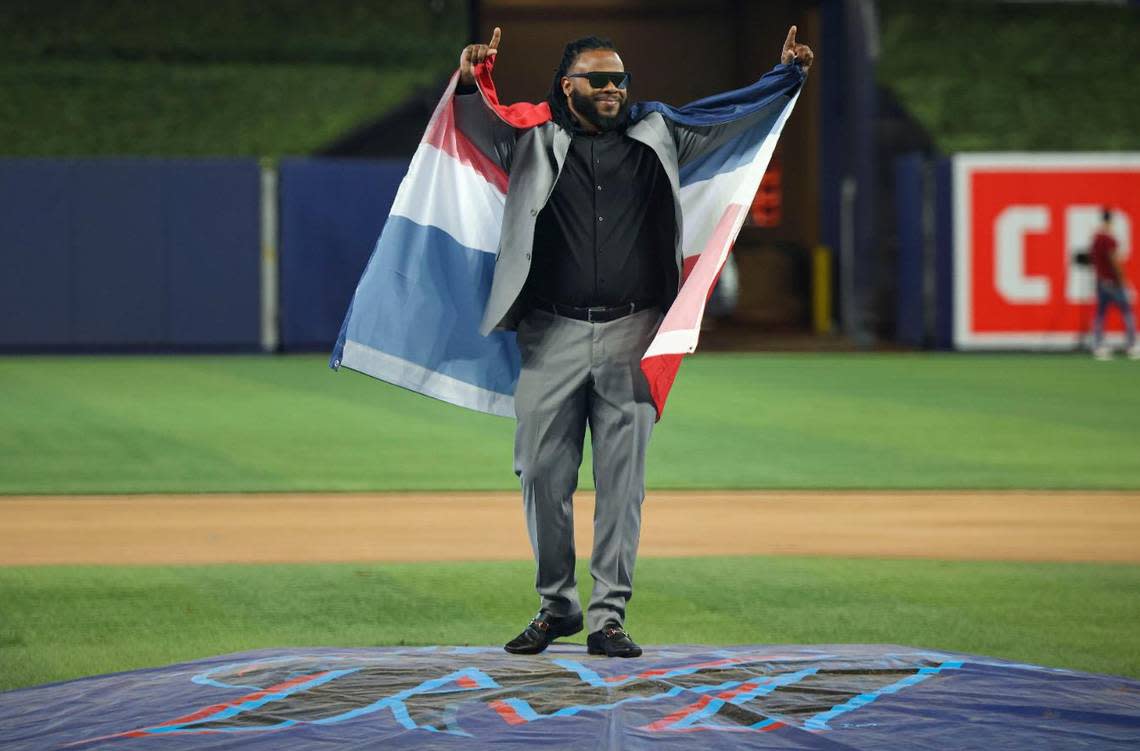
[2,352,1138,693]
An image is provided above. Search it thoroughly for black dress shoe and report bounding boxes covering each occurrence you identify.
[504,610,584,654]
[586,623,643,658]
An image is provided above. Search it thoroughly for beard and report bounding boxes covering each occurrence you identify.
[569,89,629,132]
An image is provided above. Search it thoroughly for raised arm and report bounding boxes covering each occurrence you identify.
[780,25,814,69]
[662,26,812,167]
[459,26,500,87]
[453,26,517,174]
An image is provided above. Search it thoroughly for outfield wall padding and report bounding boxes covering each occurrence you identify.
[278,158,408,351]
[0,159,260,350]
[894,153,925,347]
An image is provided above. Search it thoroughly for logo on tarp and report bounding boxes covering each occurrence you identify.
[70,649,961,745]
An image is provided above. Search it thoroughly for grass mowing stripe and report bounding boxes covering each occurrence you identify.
[0,61,448,157]
[1,556,1137,691]
[1,353,1138,493]
[0,0,468,157]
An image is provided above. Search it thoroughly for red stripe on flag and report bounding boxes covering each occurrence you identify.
[422,92,510,194]
[663,204,747,333]
[473,58,552,128]
[641,353,683,421]
[681,254,700,284]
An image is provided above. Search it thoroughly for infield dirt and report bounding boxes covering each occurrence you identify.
[2,491,1138,566]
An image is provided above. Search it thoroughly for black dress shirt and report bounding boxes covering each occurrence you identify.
[526,127,675,309]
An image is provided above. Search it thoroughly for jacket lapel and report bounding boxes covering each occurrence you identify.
[626,113,684,275]
[551,126,571,174]
[626,115,679,195]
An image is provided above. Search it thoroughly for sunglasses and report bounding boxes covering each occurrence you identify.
[566,71,631,90]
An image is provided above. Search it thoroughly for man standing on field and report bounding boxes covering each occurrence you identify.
[1090,208,1139,360]
[451,26,813,658]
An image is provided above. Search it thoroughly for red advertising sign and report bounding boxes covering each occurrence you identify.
[953,154,1140,349]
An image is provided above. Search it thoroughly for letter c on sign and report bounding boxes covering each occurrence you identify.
[994,206,1050,304]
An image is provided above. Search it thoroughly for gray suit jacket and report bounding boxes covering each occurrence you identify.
[454,68,801,335]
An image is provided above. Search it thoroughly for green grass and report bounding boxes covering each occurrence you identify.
[0,61,442,157]
[879,1,1140,151]
[1,0,466,66]
[0,353,1138,494]
[1,556,1136,691]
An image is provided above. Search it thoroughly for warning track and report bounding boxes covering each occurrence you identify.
[2,491,1137,565]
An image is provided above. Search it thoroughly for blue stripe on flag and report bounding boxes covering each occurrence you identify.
[678,108,780,187]
[340,215,519,398]
[631,63,802,128]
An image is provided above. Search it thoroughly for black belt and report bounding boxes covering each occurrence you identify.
[535,298,655,323]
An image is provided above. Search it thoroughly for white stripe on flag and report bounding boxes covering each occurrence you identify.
[643,328,699,358]
[341,340,515,417]
[679,160,753,260]
[390,142,506,255]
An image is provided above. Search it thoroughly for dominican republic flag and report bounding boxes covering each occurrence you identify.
[331,59,804,420]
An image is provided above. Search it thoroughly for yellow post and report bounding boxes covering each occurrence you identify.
[812,245,833,335]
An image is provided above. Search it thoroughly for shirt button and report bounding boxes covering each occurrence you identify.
[530,208,538,216]
[525,253,531,260]
[598,216,604,222]
[596,185,602,191]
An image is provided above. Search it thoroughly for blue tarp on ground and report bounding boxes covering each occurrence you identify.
[2,644,1138,749]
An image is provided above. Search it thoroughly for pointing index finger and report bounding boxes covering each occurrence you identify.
[784,25,797,51]
[489,26,501,51]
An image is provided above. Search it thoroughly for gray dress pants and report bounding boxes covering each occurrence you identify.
[513,307,661,633]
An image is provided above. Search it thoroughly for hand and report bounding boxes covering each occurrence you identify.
[780,25,813,70]
[459,27,501,85]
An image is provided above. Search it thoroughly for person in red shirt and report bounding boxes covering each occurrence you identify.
[1090,208,1138,360]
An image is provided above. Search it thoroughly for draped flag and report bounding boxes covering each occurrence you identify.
[331,61,803,419]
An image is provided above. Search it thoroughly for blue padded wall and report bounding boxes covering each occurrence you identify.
[0,159,260,350]
[894,153,925,347]
[278,158,408,350]
[163,160,262,346]
[0,161,73,346]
